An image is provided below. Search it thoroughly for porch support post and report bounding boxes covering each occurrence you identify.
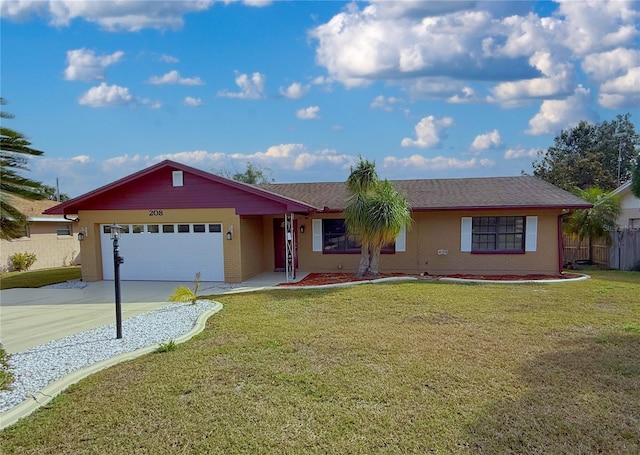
[284,213,296,282]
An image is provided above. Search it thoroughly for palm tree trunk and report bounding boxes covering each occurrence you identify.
[356,248,371,277]
[367,245,382,277]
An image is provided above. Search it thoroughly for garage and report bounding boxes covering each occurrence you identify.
[100,223,224,281]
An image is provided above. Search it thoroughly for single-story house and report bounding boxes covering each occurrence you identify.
[611,180,640,229]
[1,196,80,272]
[609,179,640,270]
[44,160,591,282]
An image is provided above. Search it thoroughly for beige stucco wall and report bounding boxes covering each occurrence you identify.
[75,208,241,282]
[71,207,565,282]
[239,215,266,281]
[296,209,563,276]
[1,222,80,272]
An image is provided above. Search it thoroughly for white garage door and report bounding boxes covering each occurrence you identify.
[101,223,224,281]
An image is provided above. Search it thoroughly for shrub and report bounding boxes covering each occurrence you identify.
[10,252,37,272]
[156,340,177,353]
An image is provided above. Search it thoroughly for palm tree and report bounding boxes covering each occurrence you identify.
[563,187,621,264]
[1,98,45,240]
[344,158,412,277]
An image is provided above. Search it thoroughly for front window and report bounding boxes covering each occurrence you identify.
[472,216,524,252]
[322,219,395,254]
[322,219,361,253]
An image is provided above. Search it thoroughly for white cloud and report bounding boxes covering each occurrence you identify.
[1,0,214,32]
[64,48,123,81]
[383,155,495,171]
[78,83,133,107]
[526,85,598,135]
[184,97,203,107]
[309,1,638,110]
[447,86,478,104]
[581,48,640,82]
[311,5,497,88]
[71,155,93,164]
[489,51,574,106]
[217,72,266,99]
[557,0,640,56]
[279,82,309,99]
[222,0,273,6]
[401,116,454,148]
[470,129,502,153]
[296,106,320,120]
[504,147,540,160]
[598,67,640,109]
[159,54,179,64]
[147,70,204,86]
[370,95,403,111]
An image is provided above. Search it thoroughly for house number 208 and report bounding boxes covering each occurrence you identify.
[148,209,164,216]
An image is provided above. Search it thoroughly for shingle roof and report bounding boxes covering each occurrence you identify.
[259,175,592,212]
[4,195,66,219]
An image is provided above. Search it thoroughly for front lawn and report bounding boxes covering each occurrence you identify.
[1,270,638,453]
[0,266,81,290]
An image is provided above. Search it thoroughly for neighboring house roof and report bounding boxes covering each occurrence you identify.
[44,160,321,216]
[611,180,632,197]
[4,195,71,223]
[260,175,592,212]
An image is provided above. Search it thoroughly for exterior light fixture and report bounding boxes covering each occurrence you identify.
[300,224,305,233]
[109,223,125,339]
[77,227,88,241]
[77,232,85,241]
[226,225,233,240]
[109,223,122,240]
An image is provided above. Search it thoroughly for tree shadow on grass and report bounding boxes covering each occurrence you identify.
[465,334,640,454]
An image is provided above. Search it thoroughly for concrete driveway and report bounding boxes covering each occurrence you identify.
[0,274,295,354]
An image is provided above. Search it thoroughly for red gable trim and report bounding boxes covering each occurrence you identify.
[44,160,320,216]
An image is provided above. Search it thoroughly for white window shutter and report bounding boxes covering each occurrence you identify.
[525,216,538,252]
[461,217,472,252]
[395,224,406,252]
[312,219,322,252]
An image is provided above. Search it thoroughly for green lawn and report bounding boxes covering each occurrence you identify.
[1,270,639,454]
[0,266,81,290]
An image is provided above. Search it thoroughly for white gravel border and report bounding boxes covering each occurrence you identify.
[0,300,221,429]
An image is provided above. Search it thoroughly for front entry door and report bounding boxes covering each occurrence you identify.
[273,218,298,271]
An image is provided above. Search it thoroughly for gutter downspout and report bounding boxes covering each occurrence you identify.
[558,210,574,274]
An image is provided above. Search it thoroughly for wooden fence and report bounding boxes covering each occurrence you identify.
[563,230,640,270]
[609,228,640,271]
[562,235,610,267]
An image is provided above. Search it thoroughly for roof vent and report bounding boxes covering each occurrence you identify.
[172,170,184,187]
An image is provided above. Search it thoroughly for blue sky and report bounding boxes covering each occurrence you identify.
[2,0,639,197]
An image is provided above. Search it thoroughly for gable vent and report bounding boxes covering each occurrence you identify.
[172,171,184,187]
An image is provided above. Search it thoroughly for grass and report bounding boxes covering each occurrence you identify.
[0,266,81,290]
[1,270,639,454]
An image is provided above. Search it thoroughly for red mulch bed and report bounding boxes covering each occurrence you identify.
[278,272,412,287]
[278,272,582,287]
